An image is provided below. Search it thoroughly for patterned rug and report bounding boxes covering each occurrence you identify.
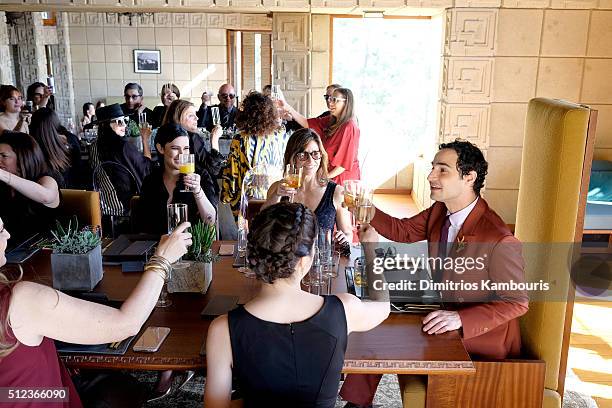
[137,372,597,408]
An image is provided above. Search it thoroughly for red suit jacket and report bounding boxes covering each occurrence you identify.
[370,198,528,359]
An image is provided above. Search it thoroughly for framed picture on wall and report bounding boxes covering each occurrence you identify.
[134,49,161,74]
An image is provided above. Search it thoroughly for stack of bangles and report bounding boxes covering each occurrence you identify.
[144,255,173,281]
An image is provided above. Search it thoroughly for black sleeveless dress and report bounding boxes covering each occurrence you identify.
[228,295,348,408]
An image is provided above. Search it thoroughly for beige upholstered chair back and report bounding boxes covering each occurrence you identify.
[515,98,595,407]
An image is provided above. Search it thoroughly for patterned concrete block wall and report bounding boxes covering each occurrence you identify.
[434,5,612,223]
[67,12,271,122]
[0,12,15,86]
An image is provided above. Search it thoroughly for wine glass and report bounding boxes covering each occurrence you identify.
[237,221,254,278]
[167,203,189,270]
[178,154,195,192]
[282,164,303,203]
[324,250,341,295]
[211,106,221,126]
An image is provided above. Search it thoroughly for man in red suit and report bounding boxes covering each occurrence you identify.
[340,140,529,407]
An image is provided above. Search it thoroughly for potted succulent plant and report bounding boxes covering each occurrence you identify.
[48,219,103,291]
[167,220,217,294]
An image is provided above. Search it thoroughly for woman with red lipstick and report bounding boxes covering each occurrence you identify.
[281,87,360,186]
[262,129,352,243]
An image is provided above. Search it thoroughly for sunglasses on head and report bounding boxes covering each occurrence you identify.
[110,117,129,126]
[296,151,321,161]
[125,94,142,100]
[219,93,236,99]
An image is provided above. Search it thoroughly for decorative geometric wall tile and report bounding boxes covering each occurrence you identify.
[138,13,155,27]
[404,0,453,6]
[273,52,309,90]
[441,103,490,147]
[207,13,225,28]
[172,13,188,27]
[283,90,308,116]
[189,13,206,27]
[224,13,241,29]
[86,12,104,26]
[550,0,597,7]
[154,13,171,26]
[502,0,550,7]
[68,13,86,26]
[273,13,309,52]
[278,0,310,7]
[446,9,497,56]
[242,14,273,30]
[455,0,501,5]
[442,57,493,103]
[311,0,357,6]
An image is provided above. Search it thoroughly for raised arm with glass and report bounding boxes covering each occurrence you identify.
[179,153,196,192]
[282,164,303,203]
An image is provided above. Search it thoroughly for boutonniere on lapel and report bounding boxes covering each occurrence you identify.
[456,235,467,253]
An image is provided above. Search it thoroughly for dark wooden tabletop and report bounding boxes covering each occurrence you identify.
[23,242,474,374]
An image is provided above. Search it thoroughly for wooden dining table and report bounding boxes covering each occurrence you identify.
[21,242,475,376]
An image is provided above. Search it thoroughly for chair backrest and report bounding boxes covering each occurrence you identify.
[515,98,596,399]
[57,189,102,229]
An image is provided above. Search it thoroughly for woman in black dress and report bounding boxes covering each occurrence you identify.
[263,128,352,243]
[204,202,389,408]
[0,131,60,247]
[134,123,217,235]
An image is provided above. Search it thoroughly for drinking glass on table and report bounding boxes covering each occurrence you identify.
[282,164,303,203]
[237,221,254,278]
[178,154,196,192]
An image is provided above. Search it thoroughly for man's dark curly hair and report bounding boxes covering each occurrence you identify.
[439,139,488,195]
[247,202,318,284]
[234,91,280,136]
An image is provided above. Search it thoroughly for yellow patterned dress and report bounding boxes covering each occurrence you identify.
[221,126,289,219]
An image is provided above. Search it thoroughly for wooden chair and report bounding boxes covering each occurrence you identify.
[398,98,597,407]
[57,189,102,229]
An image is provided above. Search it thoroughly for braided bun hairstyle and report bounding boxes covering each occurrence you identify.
[247,202,318,284]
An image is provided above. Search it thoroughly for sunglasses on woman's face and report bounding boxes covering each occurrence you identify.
[327,96,346,104]
[296,151,321,161]
[110,117,129,126]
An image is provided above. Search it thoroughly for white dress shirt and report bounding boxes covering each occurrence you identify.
[446,197,479,246]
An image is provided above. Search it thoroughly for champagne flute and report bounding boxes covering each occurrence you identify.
[167,203,189,270]
[282,164,303,203]
[343,180,360,228]
[237,221,254,278]
[178,154,195,193]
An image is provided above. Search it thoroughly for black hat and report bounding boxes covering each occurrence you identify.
[95,104,125,123]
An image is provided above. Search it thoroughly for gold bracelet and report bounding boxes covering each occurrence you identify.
[144,265,168,281]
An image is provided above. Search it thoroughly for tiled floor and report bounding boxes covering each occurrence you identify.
[375,193,612,408]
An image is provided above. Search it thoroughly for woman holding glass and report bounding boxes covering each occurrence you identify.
[150,83,180,129]
[263,128,352,244]
[281,87,360,186]
[0,216,190,407]
[0,132,60,247]
[135,123,217,235]
[221,91,289,219]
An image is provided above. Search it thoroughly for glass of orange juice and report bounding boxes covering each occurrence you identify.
[283,164,303,202]
[179,154,195,192]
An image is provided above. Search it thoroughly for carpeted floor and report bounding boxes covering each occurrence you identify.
[137,371,597,408]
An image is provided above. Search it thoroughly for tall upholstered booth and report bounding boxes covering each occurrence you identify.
[399,98,597,407]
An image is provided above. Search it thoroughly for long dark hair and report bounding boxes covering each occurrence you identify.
[82,102,94,118]
[0,132,47,180]
[247,202,318,284]
[326,87,355,139]
[29,108,71,174]
[284,129,329,184]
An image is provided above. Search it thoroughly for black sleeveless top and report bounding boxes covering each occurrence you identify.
[314,182,337,232]
[228,295,348,408]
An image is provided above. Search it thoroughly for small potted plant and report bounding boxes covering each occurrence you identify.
[167,220,217,294]
[48,219,103,291]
